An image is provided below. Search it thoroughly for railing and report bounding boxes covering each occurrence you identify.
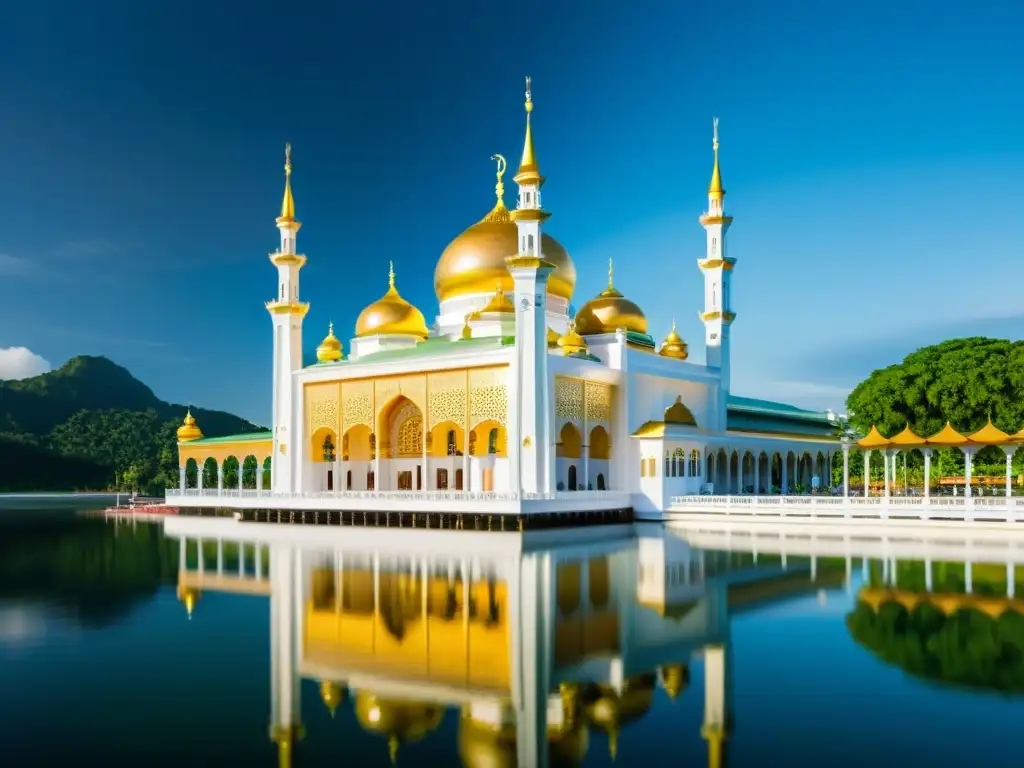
[165,488,629,504]
[667,493,1024,522]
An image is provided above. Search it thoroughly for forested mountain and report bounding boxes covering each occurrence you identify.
[0,355,262,493]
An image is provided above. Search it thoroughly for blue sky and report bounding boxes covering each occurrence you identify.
[1,0,1023,425]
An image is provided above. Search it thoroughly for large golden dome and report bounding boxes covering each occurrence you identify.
[574,259,647,336]
[434,183,575,304]
[355,262,429,339]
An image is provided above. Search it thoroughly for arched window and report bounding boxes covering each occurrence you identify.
[568,465,578,491]
[690,449,700,477]
[647,457,656,477]
[367,470,375,490]
[640,457,647,477]
[665,453,671,476]
[447,429,457,456]
[597,473,606,490]
[527,234,535,253]
[711,236,717,255]
[322,436,336,463]
[346,470,352,490]
[711,283,718,307]
[488,428,498,455]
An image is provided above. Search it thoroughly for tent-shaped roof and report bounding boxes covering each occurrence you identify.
[968,419,1012,445]
[926,422,972,447]
[856,425,892,450]
[888,425,925,446]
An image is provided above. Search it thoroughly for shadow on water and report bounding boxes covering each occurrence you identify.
[0,508,178,626]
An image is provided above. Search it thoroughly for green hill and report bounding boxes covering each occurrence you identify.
[0,355,262,493]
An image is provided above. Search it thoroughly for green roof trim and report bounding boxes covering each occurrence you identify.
[726,394,835,437]
[727,394,832,422]
[183,431,273,445]
[306,335,511,370]
[626,331,656,348]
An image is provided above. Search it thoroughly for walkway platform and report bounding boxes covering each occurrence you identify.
[661,494,1024,525]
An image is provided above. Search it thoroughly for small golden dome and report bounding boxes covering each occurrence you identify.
[574,259,647,336]
[176,409,203,442]
[320,680,346,717]
[457,712,589,768]
[355,262,429,339]
[479,285,515,314]
[354,691,444,763]
[660,664,689,700]
[582,675,657,760]
[316,322,344,362]
[557,322,588,356]
[434,156,575,304]
[658,320,689,360]
[176,584,200,619]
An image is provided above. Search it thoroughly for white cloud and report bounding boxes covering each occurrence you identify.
[0,347,51,380]
[0,254,31,276]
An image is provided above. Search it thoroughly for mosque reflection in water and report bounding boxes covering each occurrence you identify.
[167,523,842,767]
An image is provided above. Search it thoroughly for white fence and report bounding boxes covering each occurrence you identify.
[164,488,631,514]
[668,494,1024,523]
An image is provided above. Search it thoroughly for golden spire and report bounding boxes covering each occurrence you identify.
[316,321,344,362]
[388,260,396,292]
[278,142,297,223]
[601,257,623,298]
[514,76,544,186]
[708,118,724,203]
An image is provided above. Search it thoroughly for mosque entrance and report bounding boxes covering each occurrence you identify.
[437,469,449,490]
[398,471,413,490]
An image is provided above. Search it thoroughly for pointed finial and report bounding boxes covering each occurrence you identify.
[388,261,396,290]
[708,118,724,202]
[608,257,614,290]
[671,317,677,331]
[328,320,334,336]
[279,142,296,221]
[515,77,543,185]
[490,153,507,202]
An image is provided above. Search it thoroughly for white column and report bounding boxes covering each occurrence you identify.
[255,545,263,580]
[238,463,244,491]
[217,539,224,575]
[882,452,890,498]
[179,467,186,491]
[510,552,553,768]
[197,538,204,574]
[965,560,974,594]
[702,643,729,768]
[257,467,264,492]
[197,466,204,492]
[269,545,302,746]
[582,444,590,491]
[1005,448,1014,499]
[964,449,974,499]
[508,258,556,496]
[463,428,471,493]
[217,463,224,491]
[179,536,187,570]
[842,446,850,498]
[422,420,430,491]
[780,456,788,495]
[863,450,871,497]
[1008,563,1015,599]
[925,558,933,592]
[753,455,760,495]
[923,449,932,499]
[238,543,246,577]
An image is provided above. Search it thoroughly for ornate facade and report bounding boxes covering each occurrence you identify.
[175,78,839,515]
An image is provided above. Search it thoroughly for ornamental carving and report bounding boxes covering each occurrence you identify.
[309,396,338,433]
[343,392,372,431]
[429,388,465,428]
[555,377,584,421]
[396,411,424,457]
[470,384,508,427]
[585,381,612,423]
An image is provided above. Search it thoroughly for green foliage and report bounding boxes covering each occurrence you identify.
[837,338,1024,484]
[847,601,1024,693]
[0,355,263,493]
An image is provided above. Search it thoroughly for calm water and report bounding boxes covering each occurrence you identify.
[2,509,1024,767]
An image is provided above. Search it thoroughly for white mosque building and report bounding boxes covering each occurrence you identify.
[170,78,838,519]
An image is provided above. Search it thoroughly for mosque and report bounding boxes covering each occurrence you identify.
[173,78,838,516]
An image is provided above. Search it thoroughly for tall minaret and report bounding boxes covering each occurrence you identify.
[508,76,555,496]
[265,143,309,493]
[698,119,735,400]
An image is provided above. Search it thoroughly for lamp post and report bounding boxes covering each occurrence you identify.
[840,435,851,499]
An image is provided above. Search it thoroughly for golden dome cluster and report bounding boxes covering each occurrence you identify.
[355,262,429,339]
[557,322,589,357]
[316,322,344,362]
[177,409,203,442]
[574,259,648,336]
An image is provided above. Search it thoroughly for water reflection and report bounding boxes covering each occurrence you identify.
[164,520,856,767]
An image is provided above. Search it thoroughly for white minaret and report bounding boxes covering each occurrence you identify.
[698,119,735,427]
[508,76,555,496]
[266,143,308,493]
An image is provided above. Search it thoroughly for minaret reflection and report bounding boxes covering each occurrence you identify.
[167,522,819,767]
